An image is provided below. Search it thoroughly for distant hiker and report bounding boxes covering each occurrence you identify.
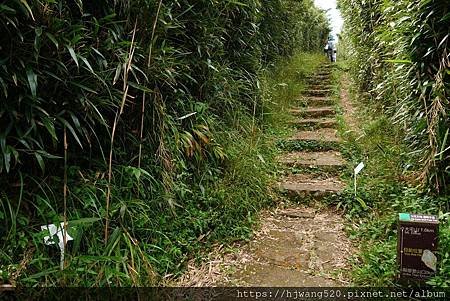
[324,39,336,62]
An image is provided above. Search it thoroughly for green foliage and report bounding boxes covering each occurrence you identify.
[333,64,450,287]
[0,0,329,286]
[338,0,450,193]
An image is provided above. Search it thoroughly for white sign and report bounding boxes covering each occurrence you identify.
[41,222,73,269]
[354,162,365,175]
[354,162,365,196]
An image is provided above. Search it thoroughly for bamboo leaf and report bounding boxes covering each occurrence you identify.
[3,146,11,173]
[35,150,61,159]
[34,152,45,172]
[19,0,35,20]
[385,59,412,64]
[0,4,16,14]
[0,77,7,98]
[79,55,95,74]
[45,33,59,49]
[67,46,79,68]
[42,117,58,141]
[113,63,122,85]
[26,67,38,97]
[57,117,84,149]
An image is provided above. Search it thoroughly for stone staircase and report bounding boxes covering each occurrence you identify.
[223,63,352,287]
[278,64,345,199]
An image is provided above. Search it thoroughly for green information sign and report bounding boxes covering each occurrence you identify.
[397,213,439,280]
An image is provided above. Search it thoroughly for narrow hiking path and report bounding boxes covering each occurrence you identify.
[222,64,352,286]
[175,63,354,287]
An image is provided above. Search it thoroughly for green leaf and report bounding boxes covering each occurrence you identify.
[440,12,450,22]
[34,152,45,172]
[91,47,105,60]
[22,268,59,281]
[0,77,7,98]
[70,81,98,94]
[79,55,94,74]
[69,218,101,226]
[384,59,412,64]
[67,46,79,68]
[57,117,84,149]
[19,0,35,20]
[355,196,368,210]
[26,67,38,97]
[42,117,58,141]
[128,81,152,93]
[35,150,61,159]
[225,0,248,7]
[0,4,16,14]
[113,63,122,85]
[3,146,11,173]
[437,33,449,49]
[45,33,59,49]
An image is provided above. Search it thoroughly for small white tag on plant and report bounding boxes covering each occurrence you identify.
[354,162,365,175]
[41,222,73,269]
[41,222,73,247]
[354,162,365,196]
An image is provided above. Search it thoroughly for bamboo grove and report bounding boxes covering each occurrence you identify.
[338,0,450,193]
[0,0,329,285]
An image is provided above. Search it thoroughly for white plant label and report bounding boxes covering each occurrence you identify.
[41,222,73,269]
[354,162,365,175]
[354,162,365,196]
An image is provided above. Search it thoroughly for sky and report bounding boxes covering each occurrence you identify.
[314,0,343,40]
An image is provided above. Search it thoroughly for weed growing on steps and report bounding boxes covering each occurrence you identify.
[333,63,450,288]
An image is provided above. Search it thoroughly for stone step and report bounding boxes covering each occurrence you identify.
[316,72,331,75]
[307,81,331,87]
[279,174,345,198]
[307,75,330,82]
[290,106,335,118]
[289,128,341,143]
[299,96,334,107]
[277,151,345,168]
[289,118,337,129]
[235,263,337,286]
[309,85,334,90]
[304,89,332,97]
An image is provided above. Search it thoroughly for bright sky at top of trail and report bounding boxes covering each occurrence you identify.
[314,0,343,40]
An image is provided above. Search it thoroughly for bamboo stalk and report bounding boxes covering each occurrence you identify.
[105,21,138,243]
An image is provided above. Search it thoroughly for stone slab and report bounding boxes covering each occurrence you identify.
[304,89,333,97]
[277,151,345,168]
[289,118,337,129]
[289,128,341,143]
[279,174,345,196]
[290,107,335,118]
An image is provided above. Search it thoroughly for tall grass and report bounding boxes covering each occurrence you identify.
[0,0,329,286]
[338,0,450,193]
[336,0,450,287]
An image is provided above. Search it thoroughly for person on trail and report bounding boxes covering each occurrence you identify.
[324,38,336,62]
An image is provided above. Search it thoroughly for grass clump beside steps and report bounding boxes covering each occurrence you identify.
[332,63,450,288]
[0,0,329,286]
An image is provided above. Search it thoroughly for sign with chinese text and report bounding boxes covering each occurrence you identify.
[397,213,439,280]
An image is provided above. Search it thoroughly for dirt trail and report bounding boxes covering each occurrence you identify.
[175,63,353,287]
[225,206,352,286]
